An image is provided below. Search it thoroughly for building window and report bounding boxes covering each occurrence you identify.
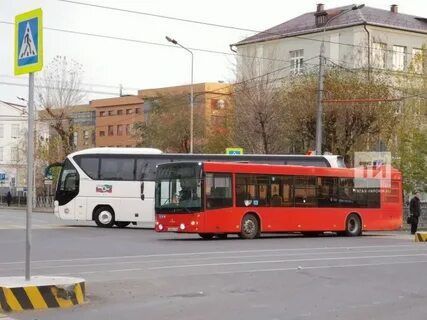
[0,124,3,139]
[135,108,141,114]
[99,111,106,117]
[392,45,406,71]
[117,109,123,115]
[126,124,131,136]
[372,42,387,69]
[411,48,423,74]
[83,130,89,139]
[0,147,3,161]
[11,124,19,138]
[108,110,114,116]
[117,125,124,136]
[290,49,304,74]
[73,132,78,147]
[108,125,114,136]
[99,131,105,137]
[10,147,18,162]
[126,109,133,115]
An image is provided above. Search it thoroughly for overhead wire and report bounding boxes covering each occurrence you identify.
[57,0,424,57]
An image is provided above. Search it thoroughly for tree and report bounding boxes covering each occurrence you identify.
[232,52,288,154]
[280,68,398,162]
[36,56,85,160]
[134,94,204,153]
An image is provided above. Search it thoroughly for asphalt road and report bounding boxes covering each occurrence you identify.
[0,209,426,320]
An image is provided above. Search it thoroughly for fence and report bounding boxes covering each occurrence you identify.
[0,195,55,208]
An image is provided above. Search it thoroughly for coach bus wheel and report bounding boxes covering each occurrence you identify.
[94,207,115,228]
[345,214,362,237]
[115,221,131,228]
[199,233,214,240]
[239,214,260,239]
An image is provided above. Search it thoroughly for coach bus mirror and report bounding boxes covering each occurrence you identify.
[140,182,145,200]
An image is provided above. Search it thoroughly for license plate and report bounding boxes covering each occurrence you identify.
[168,227,178,232]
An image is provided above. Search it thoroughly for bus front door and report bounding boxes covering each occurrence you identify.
[75,197,87,220]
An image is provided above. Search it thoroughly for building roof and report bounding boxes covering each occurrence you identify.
[235,4,427,46]
[90,95,143,108]
[0,100,27,116]
[138,82,231,98]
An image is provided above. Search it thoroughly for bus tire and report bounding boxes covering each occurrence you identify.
[239,214,260,239]
[345,213,362,237]
[115,221,131,228]
[199,233,214,240]
[94,207,115,228]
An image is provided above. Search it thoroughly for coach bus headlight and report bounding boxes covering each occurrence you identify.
[158,224,163,231]
[180,223,186,231]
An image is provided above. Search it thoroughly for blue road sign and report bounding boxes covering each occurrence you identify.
[14,8,43,75]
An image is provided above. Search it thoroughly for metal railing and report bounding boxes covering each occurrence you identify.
[0,195,55,208]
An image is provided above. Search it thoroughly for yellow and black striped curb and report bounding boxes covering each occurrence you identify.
[415,232,427,242]
[0,282,85,312]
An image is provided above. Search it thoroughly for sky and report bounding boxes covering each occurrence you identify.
[0,0,425,105]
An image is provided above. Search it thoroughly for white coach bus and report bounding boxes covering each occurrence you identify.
[53,148,345,228]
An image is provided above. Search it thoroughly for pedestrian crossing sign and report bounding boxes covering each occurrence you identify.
[14,8,43,75]
[226,147,244,155]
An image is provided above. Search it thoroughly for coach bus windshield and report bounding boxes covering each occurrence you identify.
[155,163,202,213]
[55,159,79,205]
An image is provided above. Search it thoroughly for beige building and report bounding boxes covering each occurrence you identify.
[233,4,426,79]
[38,104,96,151]
[90,95,144,147]
[138,82,232,134]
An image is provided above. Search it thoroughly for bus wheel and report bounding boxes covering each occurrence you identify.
[216,234,227,240]
[199,233,214,240]
[115,221,131,228]
[345,214,362,237]
[239,214,260,239]
[94,207,115,228]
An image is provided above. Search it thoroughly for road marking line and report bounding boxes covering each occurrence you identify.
[149,253,427,270]
[54,260,427,276]
[0,244,417,266]
[212,259,427,275]
[2,247,426,272]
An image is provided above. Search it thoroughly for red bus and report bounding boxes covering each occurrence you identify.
[154,161,402,239]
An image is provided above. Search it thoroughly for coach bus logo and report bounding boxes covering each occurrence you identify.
[244,200,252,206]
[96,184,112,193]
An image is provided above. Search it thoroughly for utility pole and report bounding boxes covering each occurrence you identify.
[315,44,325,156]
[314,4,365,155]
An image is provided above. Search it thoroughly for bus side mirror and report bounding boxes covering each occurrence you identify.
[140,182,145,200]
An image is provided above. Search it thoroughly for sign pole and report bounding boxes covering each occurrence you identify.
[25,72,35,281]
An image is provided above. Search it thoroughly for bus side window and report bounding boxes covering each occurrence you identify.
[205,173,232,209]
[294,176,317,207]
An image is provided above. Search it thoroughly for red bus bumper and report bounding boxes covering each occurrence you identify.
[155,213,203,233]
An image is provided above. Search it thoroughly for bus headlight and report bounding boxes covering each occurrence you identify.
[180,223,185,230]
[158,224,163,231]
[64,208,70,214]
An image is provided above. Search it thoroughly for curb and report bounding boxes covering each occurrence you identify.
[415,231,427,242]
[0,277,85,312]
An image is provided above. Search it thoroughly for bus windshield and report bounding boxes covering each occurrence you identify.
[155,163,202,213]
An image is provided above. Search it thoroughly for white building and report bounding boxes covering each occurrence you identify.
[233,4,426,79]
[0,101,28,194]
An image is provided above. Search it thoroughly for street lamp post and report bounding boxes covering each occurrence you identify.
[315,4,365,155]
[165,36,194,154]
